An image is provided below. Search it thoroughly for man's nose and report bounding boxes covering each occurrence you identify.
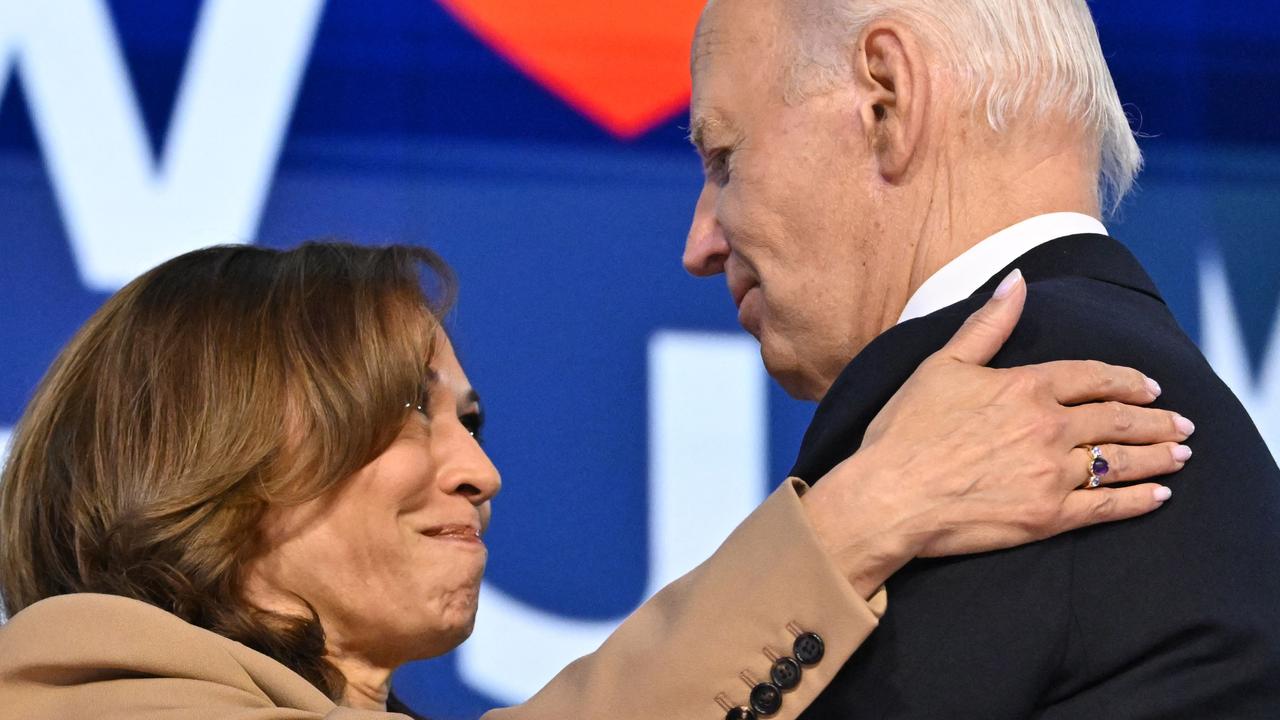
[683,183,729,277]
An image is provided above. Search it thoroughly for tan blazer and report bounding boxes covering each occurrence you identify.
[0,480,885,720]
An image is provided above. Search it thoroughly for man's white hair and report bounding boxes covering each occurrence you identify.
[785,0,1142,213]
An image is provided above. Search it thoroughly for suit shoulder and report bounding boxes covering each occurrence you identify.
[1007,276,1202,364]
[1024,275,1175,330]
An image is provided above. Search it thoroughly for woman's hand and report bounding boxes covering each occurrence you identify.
[804,270,1193,598]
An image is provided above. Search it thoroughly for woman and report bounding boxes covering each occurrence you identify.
[0,243,1189,719]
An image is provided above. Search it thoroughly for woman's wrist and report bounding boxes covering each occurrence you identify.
[800,451,923,599]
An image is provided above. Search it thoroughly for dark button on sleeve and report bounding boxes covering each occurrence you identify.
[793,632,825,666]
[770,656,802,690]
[726,707,757,720]
[749,682,783,716]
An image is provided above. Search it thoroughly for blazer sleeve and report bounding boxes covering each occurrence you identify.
[0,481,882,720]
[483,479,886,720]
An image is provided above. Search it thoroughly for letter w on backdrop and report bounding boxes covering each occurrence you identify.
[0,0,324,291]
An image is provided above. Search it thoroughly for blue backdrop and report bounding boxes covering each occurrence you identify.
[1,2,1277,717]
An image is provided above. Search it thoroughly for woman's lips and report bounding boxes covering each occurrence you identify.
[422,524,484,546]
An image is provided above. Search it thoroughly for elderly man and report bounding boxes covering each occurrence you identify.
[684,0,1280,717]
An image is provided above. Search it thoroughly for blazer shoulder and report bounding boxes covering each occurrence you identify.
[5,591,210,637]
[0,593,338,717]
[1,593,245,675]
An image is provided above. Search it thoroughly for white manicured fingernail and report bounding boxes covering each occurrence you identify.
[993,268,1023,300]
[1173,445,1193,462]
[1145,377,1162,397]
[1175,415,1196,436]
[1154,486,1173,503]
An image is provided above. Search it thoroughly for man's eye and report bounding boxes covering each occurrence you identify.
[705,150,732,184]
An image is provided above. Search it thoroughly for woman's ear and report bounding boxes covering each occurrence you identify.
[853,21,928,182]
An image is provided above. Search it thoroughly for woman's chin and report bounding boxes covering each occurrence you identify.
[402,614,477,661]
[398,588,482,660]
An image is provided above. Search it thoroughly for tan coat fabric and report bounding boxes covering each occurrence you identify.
[0,480,885,720]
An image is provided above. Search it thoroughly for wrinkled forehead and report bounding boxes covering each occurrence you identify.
[691,0,785,81]
[690,0,789,146]
[690,2,722,78]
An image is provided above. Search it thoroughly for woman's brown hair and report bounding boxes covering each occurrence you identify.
[0,241,455,699]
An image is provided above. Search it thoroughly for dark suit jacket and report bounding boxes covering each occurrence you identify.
[794,235,1280,719]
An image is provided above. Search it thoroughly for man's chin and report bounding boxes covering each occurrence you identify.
[759,340,827,402]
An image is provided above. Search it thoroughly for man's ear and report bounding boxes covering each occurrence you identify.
[853,22,927,182]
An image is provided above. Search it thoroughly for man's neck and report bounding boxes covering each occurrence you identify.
[901,145,1101,308]
[896,212,1107,325]
[804,130,1102,401]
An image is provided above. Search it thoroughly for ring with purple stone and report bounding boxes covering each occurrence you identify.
[1082,445,1110,489]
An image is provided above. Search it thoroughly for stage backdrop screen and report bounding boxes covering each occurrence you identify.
[1,2,1277,717]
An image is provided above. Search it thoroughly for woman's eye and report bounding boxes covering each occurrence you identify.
[460,411,484,444]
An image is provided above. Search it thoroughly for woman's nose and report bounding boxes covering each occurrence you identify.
[437,429,502,505]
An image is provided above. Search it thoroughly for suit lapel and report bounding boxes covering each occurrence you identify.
[789,234,1165,483]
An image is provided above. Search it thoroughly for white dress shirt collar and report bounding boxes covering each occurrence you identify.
[896,212,1108,324]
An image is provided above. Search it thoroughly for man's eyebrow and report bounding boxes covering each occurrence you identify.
[688,114,732,155]
[688,117,707,153]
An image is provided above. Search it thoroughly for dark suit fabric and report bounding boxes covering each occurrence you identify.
[794,235,1280,719]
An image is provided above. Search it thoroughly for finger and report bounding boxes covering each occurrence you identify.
[1032,359,1162,405]
[1066,402,1195,446]
[1057,483,1174,532]
[936,269,1026,365]
[1064,442,1192,489]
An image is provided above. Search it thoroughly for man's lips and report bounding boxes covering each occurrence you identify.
[728,277,757,309]
[736,286,763,336]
